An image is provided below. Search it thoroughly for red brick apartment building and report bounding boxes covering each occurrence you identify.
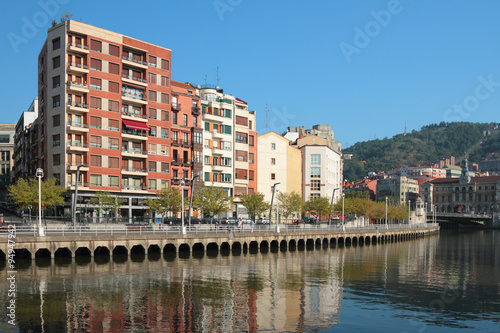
[32,20,200,219]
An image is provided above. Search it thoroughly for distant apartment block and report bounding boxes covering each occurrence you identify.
[387,165,446,179]
[0,124,15,201]
[13,97,38,180]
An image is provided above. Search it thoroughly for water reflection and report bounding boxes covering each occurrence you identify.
[0,231,499,332]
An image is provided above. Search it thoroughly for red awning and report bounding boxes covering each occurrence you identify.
[122,119,149,131]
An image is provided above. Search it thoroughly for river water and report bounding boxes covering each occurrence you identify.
[1,230,499,332]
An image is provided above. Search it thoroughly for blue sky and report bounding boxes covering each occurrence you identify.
[1,0,499,147]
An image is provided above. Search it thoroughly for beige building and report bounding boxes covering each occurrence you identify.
[0,124,15,201]
[257,132,302,203]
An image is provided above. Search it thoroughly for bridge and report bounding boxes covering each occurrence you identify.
[430,212,497,227]
[0,223,440,260]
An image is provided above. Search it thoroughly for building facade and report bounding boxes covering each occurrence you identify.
[33,20,202,220]
[387,165,446,179]
[0,124,15,201]
[376,176,419,205]
[13,98,39,180]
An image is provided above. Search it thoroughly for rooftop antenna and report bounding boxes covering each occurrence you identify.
[216,66,220,87]
[265,104,269,132]
[404,121,407,136]
[204,75,207,87]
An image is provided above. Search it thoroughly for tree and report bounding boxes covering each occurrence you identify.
[193,186,232,224]
[304,197,333,223]
[60,11,73,23]
[8,178,65,214]
[144,188,183,222]
[277,191,303,219]
[89,191,120,222]
[239,192,270,221]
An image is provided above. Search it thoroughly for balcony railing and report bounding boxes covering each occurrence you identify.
[122,167,147,173]
[122,73,147,83]
[67,120,88,128]
[68,42,88,50]
[67,81,88,89]
[172,159,183,166]
[122,148,147,155]
[171,103,181,111]
[122,55,147,66]
[67,62,88,69]
[192,107,200,114]
[122,108,147,119]
[122,92,147,101]
[122,129,147,137]
[122,185,148,191]
[67,141,88,148]
[67,102,89,109]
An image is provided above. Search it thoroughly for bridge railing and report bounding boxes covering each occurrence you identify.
[0,223,439,238]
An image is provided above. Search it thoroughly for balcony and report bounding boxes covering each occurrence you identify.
[172,139,181,147]
[122,129,148,141]
[67,182,89,190]
[181,140,192,148]
[67,42,89,54]
[171,103,181,111]
[67,102,89,113]
[122,72,147,85]
[121,167,148,176]
[67,62,89,74]
[66,81,89,93]
[172,158,183,166]
[122,108,147,122]
[66,121,89,133]
[121,148,147,158]
[121,185,148,192]
[66,141,89,152]
[122,55,148,69]
[192,107,200,115]
[122,92,147,105]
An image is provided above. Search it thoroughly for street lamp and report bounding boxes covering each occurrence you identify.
[433,205,437,224]
[28,205,32,225]
[408,200,411,224]
[72,164,86,227]
[341,193,345,229]
[269,182,280,224]
[180,178,186,234]
[188,175,199,228]
[385,197,388,225]
[36,168,45,236]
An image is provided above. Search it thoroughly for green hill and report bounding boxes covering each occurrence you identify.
[343,122,499,182]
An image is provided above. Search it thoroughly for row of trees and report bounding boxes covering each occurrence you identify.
[8,179,408,223]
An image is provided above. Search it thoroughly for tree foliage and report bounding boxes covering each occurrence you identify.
[304,197,333,222]
[193,186,232,223]
[238,192,270,220]
[277,191,303,218]
[144,188,183,220]
[8,178,65,213]
[334,197,408,222]
[89,191,120,217]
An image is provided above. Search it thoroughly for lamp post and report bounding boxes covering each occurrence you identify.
[28,205,32,225]
[434,205,437,224]
[385,197,388,226]
[188,175,199,228]
[36,168,45,236]
[72,164,86,227]
[341,193,345,230]
[408,200,411,224]
[269,182,280,224]
[180,178,186,234]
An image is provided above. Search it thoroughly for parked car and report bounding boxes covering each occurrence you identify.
[221,217,237,224]
[301,217,317,224]
[166,216,181,225]
[184,216,201,224]
[202,217,219,224]
[257,217,270,224]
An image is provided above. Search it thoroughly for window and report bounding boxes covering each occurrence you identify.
[148,161,157,172]
[90,155,102,167]
[194,132,202,144]
[236,115,248,126]
[271,158,276,165]
[149,108,157,119]
[52,95,60,107]
[148,55,157,67]
[90,116,101,129]
[52,56,60,69]
[109,176,119,187]
[53,154,60,166]
[52,38,60,50]
[90,96,102,109]
[90,39,102,52]
[235,132,248,143]
[148,143,157,154]
[109,100,119,112]
[161,128,169,139]
[311,154,321,165]
[204,122,210,131]
[311,167,321,178]
[271,173,276,180]
[52,76,60,88]
[311,180,321,191]
[52,134,60,146]
[149,126,156,137]
[222,125,232,134]
[52,115,60,127]
[249,153,254,164]
[249,135,255,146]
[90,174,102,186]
[90,135,102,148]
[161,162,169,173]
[183,114,188,126]
[161,110,169,121]
[161,59,170,70]
[109,81,119,94]
[90,58,101,71]
[172,112,177,125]
[109,62,119,75]
[160,145,168,156]
[149,72,156,84]
[148,179,157,190]
[90,77,101,90]
[109,44,120,57]
[161,93,169,104]
[193,116,198,127]
[271,143,276,150]
[161,76,169,87]
[149,90,157,102]
[108,119,119,131]
[107,157,119,169]
[108,137,119,150]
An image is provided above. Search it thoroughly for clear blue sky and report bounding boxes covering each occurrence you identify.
[1,0,499,147]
